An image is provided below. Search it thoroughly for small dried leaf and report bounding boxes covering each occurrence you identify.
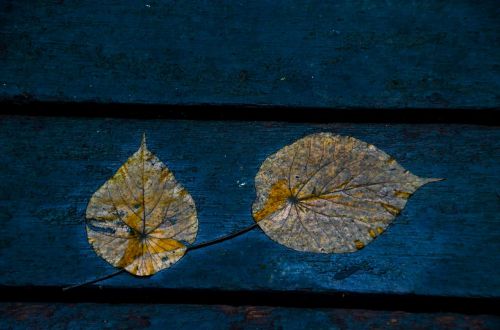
[252,133,440,253]
[86,135,198,276]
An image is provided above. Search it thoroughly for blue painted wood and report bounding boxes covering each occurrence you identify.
[1,303,499,329]
[0,116,498,297]
[0,1,499,108]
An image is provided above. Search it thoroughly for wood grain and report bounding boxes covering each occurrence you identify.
[0,115,498,298]
[0,1,499,108]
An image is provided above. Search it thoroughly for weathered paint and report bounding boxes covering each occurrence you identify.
[0,116,499,298]
[0,1,499,108]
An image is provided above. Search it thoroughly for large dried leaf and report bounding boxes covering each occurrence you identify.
[252,133,440,253]
[86,136,198,276]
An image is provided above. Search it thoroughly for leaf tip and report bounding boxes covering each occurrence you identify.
[141,132,147,148]
[427,177,445,182]
[421,177,445,185]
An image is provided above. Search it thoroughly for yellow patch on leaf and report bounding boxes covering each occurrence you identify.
[394,190,411,199]
[253,179,292,221]
[354,240,365,250]
[380,203,401,216]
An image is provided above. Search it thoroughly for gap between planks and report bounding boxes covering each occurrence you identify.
[0,102,499,125]
[1,286,499,315]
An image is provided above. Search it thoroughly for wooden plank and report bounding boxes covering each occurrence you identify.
[1,1,499,108]
[0,116,499,298]
[1,303,499,329]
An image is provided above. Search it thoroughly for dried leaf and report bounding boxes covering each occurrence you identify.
[86,135,198,276]
[252,133,440,253]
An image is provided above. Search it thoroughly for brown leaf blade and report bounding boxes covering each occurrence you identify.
[252,133,441,253]
[86,135,198,276]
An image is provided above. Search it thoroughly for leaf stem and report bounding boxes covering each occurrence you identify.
[186,222,259,252]
[62,222,260,291]
[62,269,125,291]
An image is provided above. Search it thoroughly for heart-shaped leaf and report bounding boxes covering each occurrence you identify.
[86,135,198,276]
[252,133,440,253]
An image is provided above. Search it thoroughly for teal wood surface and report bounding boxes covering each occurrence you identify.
[1,1,499,108]
[0,116,498,298]
[1,0,499,327]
